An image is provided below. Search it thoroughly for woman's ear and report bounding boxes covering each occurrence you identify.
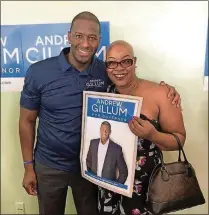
[134,57,137,68]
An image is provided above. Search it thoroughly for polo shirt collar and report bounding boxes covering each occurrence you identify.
[58,47,72,72]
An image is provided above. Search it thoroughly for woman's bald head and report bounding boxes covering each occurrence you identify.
[107,40,134,59]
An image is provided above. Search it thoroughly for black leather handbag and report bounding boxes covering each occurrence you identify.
[146,133,205,215]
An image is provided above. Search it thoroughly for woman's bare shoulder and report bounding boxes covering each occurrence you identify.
[140,79,164,91]
[140,79,169,98]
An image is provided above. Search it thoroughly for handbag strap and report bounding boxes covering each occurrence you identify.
[156,133,188,165]
[170,133,188,163]
[178,149,181,161]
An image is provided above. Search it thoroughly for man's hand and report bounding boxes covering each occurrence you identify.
[160,81,181,108]
[22,168,37,196]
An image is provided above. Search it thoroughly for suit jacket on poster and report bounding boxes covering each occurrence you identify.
[86,138,128,184]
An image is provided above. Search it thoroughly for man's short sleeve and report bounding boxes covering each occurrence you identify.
[20,66,40,110]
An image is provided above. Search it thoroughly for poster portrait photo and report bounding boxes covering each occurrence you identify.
[86,120,128,184]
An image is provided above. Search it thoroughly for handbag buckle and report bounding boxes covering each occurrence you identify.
[185,163,193,177]
[161,166,170,181]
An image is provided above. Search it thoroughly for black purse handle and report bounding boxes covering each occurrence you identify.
[158,133,189,166]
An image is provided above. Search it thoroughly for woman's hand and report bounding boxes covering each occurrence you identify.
[128,116,157,140]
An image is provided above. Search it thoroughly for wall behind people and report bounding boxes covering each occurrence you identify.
[1,1,208,214]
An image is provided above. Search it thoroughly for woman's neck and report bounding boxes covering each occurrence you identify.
[116,78,141,96]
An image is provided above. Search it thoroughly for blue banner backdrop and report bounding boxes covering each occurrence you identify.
[1,22,110,79]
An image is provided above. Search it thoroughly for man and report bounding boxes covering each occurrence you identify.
[86,121,128,184]
[19,11,181,215]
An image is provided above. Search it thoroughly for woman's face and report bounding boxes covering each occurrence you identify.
[105,45,136,88]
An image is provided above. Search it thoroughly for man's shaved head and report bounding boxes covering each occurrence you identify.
[68,11,101,69]
[70,11,101,34]
[107,40,134,57]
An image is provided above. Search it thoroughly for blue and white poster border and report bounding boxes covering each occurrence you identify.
[80,91,143,198]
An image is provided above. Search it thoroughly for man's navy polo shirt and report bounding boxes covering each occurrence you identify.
[20,47,110,172]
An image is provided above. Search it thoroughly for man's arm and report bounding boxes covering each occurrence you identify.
[19,108,38,196]
[19,108,37,167]
[19,65,41,196]
[86,141,93,172]
[160,81,181,108]
[116,146,128,184]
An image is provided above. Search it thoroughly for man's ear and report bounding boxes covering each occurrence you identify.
[67,31,72,44]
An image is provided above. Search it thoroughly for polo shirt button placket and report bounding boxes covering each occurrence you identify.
[76,75,80,87]
[77,76,85,91]
[77,73,89,90]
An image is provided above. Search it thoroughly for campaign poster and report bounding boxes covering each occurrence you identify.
[1,22,109,92]
[80,91,143,197]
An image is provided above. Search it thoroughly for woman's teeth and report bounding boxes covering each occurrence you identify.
[114,74,126,78]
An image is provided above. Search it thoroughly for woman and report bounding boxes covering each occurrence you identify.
[98,40,186,215]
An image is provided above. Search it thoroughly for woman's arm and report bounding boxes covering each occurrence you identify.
[150,130,185,151]
[151,87,186,151]
[129,86,186,151]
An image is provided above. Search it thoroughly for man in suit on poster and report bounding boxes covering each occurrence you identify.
[86,121,128,184]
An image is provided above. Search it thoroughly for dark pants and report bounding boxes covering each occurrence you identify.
[34,161,98,215]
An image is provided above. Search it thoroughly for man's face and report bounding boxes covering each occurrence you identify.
[100,124,111,143]
[105,45,136,87]
[68,19,100,65]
